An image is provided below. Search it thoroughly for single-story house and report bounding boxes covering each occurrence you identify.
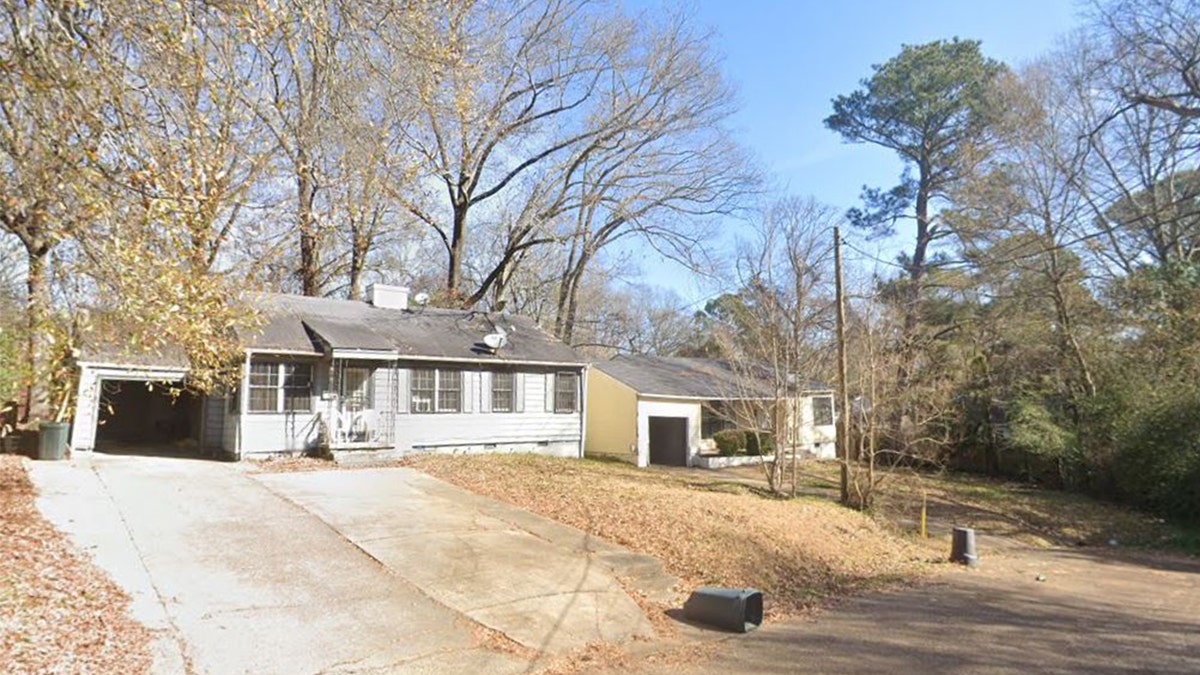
[585,355,836,467]
[69,285,588,460]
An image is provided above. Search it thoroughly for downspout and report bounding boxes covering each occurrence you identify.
[578,364,588,459]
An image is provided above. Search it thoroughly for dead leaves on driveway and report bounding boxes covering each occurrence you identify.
[0,456,151,675]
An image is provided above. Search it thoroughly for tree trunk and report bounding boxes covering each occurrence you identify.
[447,200,468,299]
[297,157,321,296]
[557,248,592,345]
[23,245,51,423]
[347,214,369,301]
[905,171,933,337]
[1043,227,1097,399]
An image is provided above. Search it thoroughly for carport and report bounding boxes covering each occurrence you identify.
[94,380,200,452]
[71,360,225,457]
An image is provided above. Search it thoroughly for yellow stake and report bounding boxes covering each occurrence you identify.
[920,490,928,538]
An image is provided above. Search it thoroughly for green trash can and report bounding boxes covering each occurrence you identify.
[37,422,70,461]
[683,586,763,633]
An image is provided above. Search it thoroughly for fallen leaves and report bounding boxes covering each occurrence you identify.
[407,454,928,620]
[0,456,151,674]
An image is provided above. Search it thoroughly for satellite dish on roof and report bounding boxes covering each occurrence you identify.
[483,332,508,351]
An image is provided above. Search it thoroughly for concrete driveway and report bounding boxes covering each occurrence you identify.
[254,468,654,654]
[30,454,652,674]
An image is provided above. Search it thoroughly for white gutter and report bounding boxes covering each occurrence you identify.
[75,361,189,373]
[367,353,587,368]
[243,347,584,368]
[243,347,322,357]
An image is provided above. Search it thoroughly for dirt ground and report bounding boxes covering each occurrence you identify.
[625,544,1200,674]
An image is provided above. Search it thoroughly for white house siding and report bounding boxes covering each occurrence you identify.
[393,368,583,457]
[238,412,322,454]
[231,361,583,458]
[222,409,239,454]
[635,398,702,468]
[200,395,226,450]
[795,393,837,459]
[236,357,328,456]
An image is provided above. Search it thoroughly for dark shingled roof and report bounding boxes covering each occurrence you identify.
[246,293,585,365]
[78,293,584,368]
[595,355,830,399]
[76,343,191,369]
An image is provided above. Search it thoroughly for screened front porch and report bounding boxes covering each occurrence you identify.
[320,357,399,449]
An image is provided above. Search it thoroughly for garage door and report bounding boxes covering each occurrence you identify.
[648,416,688,466]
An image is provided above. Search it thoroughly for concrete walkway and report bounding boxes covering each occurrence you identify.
[255,468,655,654]
[30,454,532,674]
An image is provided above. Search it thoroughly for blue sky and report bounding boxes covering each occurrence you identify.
[624,0,1083,303]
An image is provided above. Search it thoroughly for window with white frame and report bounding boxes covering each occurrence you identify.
[812,396,834,426]
[411,369,435,413]
[410,368,462,413]
[491,371,515,412]
[554,371,579,413]
[248,360,313,413]
[437,369,462,412]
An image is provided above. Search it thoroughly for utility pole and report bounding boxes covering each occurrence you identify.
[834,226,850,505]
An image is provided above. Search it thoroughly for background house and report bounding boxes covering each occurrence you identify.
[585,355,835,467]
[69,285,587,460]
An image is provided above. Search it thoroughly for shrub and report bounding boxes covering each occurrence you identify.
[745,431,775,456]
[713,429,746,456]
[1110,386,1200,524]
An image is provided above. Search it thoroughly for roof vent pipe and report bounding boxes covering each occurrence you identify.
[366,284,409,311]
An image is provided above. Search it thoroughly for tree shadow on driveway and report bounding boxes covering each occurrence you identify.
[642,545,1200,674]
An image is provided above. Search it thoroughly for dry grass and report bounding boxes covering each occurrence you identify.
[789,461,1191,550]
[0,456,151,674]
[405,454,929,619]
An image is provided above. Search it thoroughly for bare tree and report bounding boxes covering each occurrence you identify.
[240,0,355,296]
[1094,0,1200,120]
[546,10,757,342]
[708,197,838,495]
[386,0,614,302]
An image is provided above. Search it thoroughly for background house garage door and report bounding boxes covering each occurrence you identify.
[648,416,688,466]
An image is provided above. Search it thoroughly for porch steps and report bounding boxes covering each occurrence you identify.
[330,448,407,467]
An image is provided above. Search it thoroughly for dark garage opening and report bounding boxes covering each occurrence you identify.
[648,416,688,467]
[95,380,203,456]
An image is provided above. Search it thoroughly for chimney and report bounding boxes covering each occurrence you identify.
[366,284,409,310]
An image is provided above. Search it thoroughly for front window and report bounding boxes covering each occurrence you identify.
[248,360,312,413]
[437,370,462,412]
[813,396,834,426]
[491,371,515,412]
[411,368,462,414]
[411,369,435,413]
[554,372,578,413]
